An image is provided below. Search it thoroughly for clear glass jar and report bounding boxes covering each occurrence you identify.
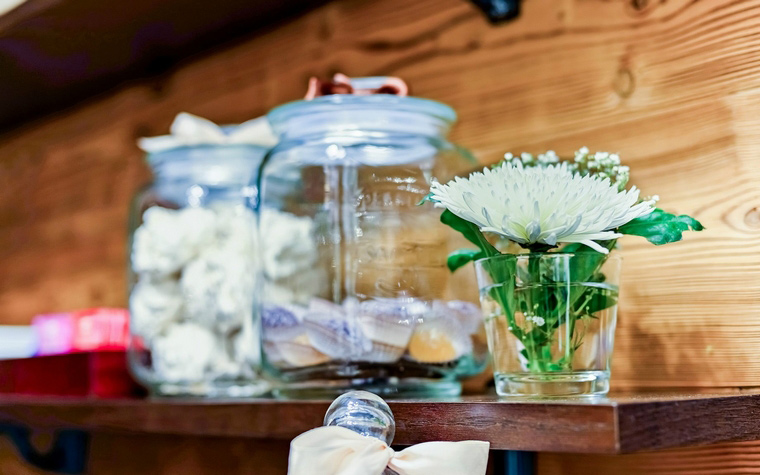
[476,253,621,397]
[128,143,270,397]
[259,85,488,398]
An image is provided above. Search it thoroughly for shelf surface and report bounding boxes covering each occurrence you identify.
[1,389,760,453]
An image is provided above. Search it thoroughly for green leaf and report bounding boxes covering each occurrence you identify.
[455,145,478,165]
[440,209,499,257]
[447,249,484,272]
[572,286,618,315]
[618,208,704,245]
[552,240,615,283]
[561,243,588,253]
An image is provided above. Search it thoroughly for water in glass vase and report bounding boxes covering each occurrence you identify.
[482,282,618,397]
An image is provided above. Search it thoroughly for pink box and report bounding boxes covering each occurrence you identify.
[33,308,129,355]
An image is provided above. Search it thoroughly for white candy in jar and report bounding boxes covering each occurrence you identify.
[131,204,262,384]
[132,207,217,275]
[129,276,183,341]
[181,246,255,331]
[152,323,216,382]
[265,266,328,306]
[260,209,319,280]
[212,204,258,256]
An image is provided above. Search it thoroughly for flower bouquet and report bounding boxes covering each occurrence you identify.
[427,148,704,397]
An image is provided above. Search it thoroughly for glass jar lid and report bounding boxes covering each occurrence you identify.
[267,93,457,140]
[147,144,270,187]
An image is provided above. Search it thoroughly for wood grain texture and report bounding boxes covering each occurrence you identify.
[88,434,291,475]
[1,0,758,389]
[1,391,760,454]
[539,441,760,475]
[0,433,292,474]
[0,432,508,475]
[1,0,760,471]
[0,395,616,454]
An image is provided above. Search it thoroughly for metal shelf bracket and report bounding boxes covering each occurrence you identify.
[0,423,89,474]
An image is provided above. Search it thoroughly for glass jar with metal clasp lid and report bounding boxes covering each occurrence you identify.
[128,114,275,397]
[258,76,489,398]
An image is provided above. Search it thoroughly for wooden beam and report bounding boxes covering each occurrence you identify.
[0,0,328,131]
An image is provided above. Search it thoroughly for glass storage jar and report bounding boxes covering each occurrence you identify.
[128,142,270,397]
[259,80,488,397]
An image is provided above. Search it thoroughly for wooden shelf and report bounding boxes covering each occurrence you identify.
[1,389,759,454]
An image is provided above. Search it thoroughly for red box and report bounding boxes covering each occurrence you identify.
[0,351,143,398]
[0,308,141,397]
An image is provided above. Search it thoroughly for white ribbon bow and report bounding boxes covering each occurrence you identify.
[138,112,278,153]
[288,426,490,475]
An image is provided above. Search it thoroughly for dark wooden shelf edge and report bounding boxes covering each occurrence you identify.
[0,391,759,454]
[616,392,760,453]
[0,396,619,453]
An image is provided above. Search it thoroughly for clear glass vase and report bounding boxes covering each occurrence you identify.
[475,252,621,397]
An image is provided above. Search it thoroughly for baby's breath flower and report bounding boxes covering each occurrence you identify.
[538,150,559,165]
[643,194,660,204]
[526,315,545,326]
[503,147,630,191]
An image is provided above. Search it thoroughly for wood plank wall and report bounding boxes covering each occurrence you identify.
[1,0,759,472]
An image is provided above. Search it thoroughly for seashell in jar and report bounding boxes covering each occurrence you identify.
[132,207,217,275]
[152,323,216,383]
[356,298,420,363]
[129,276,183,341]
[407,310,472,364]
[302,313,371,360]
[362,341,406,364]
[445,300,483,335]
[275,335,331,367]
[264,340,287,366]
[261,304,306,342]
[180,247,255,332]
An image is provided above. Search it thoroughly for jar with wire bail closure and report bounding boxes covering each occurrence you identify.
[128,113,275,397]
[259,75,489,398]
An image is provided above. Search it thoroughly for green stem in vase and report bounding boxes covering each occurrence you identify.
[512,241,617,374]
[525,253,548,372]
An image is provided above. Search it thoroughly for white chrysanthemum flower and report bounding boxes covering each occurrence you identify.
[430,162,656,254]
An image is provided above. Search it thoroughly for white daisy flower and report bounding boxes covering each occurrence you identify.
[430,161,656,254]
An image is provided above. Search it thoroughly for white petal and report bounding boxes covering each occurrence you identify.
[578,240,610,254]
